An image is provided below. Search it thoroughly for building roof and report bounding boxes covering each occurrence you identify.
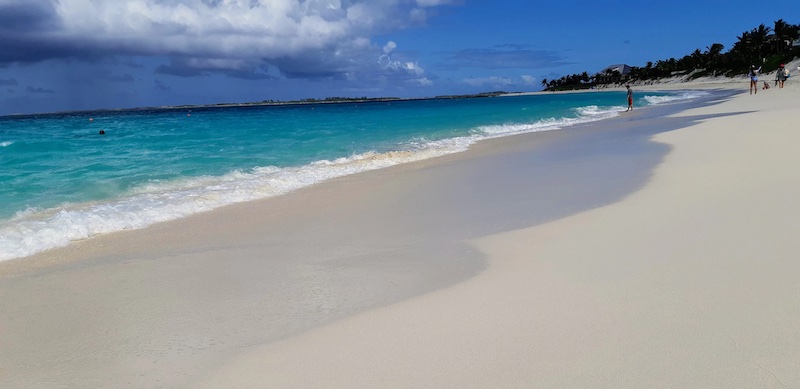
[597,64,632,75]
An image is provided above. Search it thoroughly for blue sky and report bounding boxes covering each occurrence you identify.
[1,0,798,115]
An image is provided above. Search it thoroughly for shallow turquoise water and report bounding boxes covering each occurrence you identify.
[0,91,705,260]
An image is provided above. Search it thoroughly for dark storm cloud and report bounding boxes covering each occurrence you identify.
[155,64,210,78]
[155,58,274,80]
[269,54,354,80]
[0,1,77,63]
[0,1,60,32]
[155,64,273,80]
[0,0,114,63]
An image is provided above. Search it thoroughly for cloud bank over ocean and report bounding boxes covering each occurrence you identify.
[0,0,449,82]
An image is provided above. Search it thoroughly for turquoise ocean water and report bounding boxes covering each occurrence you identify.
[0,90,708,261]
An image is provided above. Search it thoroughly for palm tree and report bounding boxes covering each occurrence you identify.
[655,60,670,77]
[644,61,654,79]
[733,31,750,51]
[707,43,724,57]
[691,48,704,69]
[541,78,548,89]
[731,30,754,67]
[773,19,791,53]
[750,24,772,61]
[706,43,724,71]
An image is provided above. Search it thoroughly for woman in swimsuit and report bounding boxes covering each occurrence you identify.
[749,65,761,95]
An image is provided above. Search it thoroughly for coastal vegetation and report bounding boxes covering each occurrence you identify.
[542,19,800,91]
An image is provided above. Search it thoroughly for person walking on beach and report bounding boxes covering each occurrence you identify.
[626,85,633,111]
[748,65,761,95]
[776,64,788,89]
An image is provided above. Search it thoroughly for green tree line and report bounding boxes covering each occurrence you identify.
[542,19,800,91]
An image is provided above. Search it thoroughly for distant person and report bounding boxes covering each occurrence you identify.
[763,81,771,90]
[98,130,105,135]
[776,64,788,89]
[748,65,761,95]
[625,85,633,111]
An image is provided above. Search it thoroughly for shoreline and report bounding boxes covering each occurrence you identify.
[0,87,712,264]
[3,79,793,387]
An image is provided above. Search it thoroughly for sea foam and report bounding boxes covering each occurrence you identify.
[643,90,710,105]
[478,104,622,137]
[0,138,478,261]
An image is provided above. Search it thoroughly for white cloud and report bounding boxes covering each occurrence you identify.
[54,0,353,57]
[5,0,452,79]
[378,54,426,75]
[377,41,428,85]
[383,41,398,55]
[520,75,537,85]
[404,61,425,76]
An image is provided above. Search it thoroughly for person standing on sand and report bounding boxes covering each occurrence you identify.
[626,85,633,111]
[748,65,761,95]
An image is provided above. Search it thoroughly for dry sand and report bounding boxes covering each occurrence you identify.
[2,69,799,388]
[195,77,800,387]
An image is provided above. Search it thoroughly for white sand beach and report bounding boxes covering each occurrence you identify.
[2,69,800,388]
[196,75,800,387]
